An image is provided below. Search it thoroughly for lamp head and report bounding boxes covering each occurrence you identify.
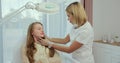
[35,2,59,13]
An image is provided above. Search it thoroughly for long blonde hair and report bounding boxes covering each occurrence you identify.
[26,22,55,63]
[66,2,87,28]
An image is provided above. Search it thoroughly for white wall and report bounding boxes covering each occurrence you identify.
[93,0,120,40]
[1,0,44,63]
[0,29,2,63]
[46,0,67,38]
[0,0,3,63]
[0,26,2,63]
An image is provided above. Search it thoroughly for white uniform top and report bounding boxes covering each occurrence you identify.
[69,21,94,63]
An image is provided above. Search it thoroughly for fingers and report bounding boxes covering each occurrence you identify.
[36,36,50,46]
[37,37,42,41]
[37,38,45,44]
[44,35,48,39]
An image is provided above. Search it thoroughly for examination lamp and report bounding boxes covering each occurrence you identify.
[0,2,59,25]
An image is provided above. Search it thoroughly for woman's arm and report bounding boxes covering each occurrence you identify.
[40,39,83,53]
[48,34,70,44]
[51,41,83,53]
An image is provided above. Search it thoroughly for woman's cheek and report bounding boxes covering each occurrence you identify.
[33,32,40,37]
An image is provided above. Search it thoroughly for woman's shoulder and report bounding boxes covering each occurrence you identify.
[21,43,27,52]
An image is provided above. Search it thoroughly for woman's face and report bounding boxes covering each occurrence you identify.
[67,12,74,24]
[32,24,44,38]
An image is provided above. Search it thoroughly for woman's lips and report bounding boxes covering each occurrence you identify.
[40,32,44,36]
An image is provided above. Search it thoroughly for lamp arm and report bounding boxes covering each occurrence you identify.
[0,5,26,25]
[5,6,25,20]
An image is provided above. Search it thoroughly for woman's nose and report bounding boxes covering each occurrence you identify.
[41,31,44,33]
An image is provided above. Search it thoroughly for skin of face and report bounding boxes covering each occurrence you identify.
[32,24,45,38]
[67,12,74,24]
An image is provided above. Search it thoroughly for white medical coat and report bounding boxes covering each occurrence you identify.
[69,21,94,63]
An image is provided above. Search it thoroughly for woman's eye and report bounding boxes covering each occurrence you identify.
[36,28,40,30]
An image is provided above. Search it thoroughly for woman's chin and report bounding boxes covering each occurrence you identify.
[40,35,45,38]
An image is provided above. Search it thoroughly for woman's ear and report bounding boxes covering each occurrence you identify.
[32,32,34,35]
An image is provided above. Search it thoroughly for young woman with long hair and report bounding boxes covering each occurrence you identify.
[22,22,61,63]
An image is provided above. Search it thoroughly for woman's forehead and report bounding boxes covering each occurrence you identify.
[33,24,42,28]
